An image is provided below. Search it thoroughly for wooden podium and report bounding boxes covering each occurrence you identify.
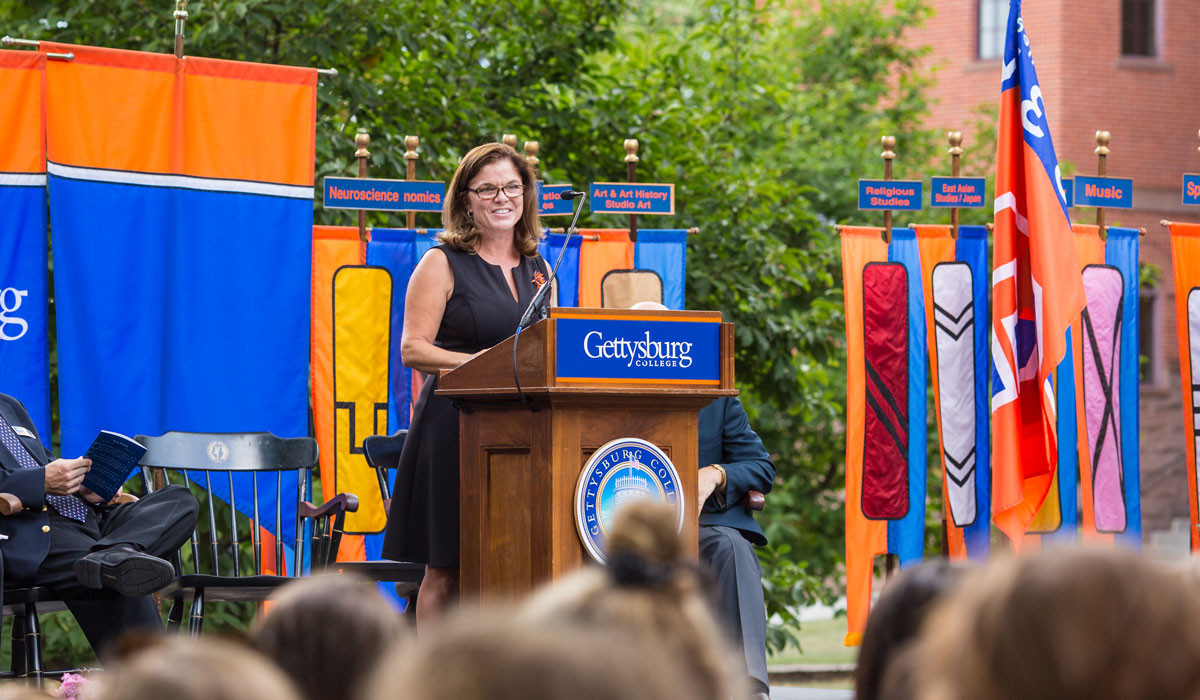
[437,307,736,603]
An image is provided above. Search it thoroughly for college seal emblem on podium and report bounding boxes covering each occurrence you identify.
[574,437,684,563]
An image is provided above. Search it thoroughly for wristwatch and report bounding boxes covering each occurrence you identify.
[709,464,727,490]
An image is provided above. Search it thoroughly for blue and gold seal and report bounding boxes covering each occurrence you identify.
[574,437,684,563]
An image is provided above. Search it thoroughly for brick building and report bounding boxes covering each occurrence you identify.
[904,0,1200,549]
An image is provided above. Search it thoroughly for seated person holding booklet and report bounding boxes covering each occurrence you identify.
[0,392,198,658]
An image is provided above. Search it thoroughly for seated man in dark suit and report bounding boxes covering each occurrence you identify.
[0,392,198,658]
[698,396,776,700]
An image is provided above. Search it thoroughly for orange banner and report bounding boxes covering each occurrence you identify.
[1169,222,1200,551]
[578,229,634,307]
[840,226,890,646]
[0,51,45,173]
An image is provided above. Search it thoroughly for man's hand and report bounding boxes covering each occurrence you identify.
[44,458,91,496]
[78,486,137,505]
[697,465,724,516]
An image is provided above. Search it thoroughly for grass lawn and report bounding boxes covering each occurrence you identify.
[767,617,858,667]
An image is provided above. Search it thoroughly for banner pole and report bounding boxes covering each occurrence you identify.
[881,135,896,244]
[502,134,518,150]
[404,135,420,230]
[1095,130,1111,241]
[625,139,639,243]
[948,131,964,239]
[355,132,370,243]
[524,141,540,179]
[174,0,188,59]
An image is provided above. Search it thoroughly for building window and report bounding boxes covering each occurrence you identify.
[1122,0,1157,57]
[977,0,1006,60]
[1139,289,1161,386]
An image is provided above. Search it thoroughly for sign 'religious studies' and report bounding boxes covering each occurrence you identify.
[324,177,446,212]
[537,182,575,217]
[858,180,923,211]
[554,316,720,385]
[1074,176,1133,209]
[930,177,986,208]
[1183,174,1200,206]
[588,183,675,215]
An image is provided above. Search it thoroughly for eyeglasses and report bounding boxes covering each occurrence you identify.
[466,183,525,200]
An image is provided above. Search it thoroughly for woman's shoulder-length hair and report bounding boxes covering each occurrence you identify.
[439,142,542,258]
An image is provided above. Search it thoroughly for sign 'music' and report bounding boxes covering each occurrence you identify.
[554,314,721,385]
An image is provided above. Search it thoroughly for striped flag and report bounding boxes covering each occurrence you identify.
[990,1,1086,546]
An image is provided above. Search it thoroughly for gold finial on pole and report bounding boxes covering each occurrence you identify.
[404,135,420,229]
[881,135,896,244]
[625,138,640,243]
[948,131,964,239]
[355,132,370,243]
[173,0,189,59]
[524,141,540,177]
[502,134,518,150]
[1095,130,1111,241]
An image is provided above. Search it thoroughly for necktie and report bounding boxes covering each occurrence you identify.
[0,413,89,522]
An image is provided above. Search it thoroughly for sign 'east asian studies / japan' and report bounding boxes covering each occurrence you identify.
[930,177,986,208]
[588,183,675,215]
[537,182,575,217]
[555,316,720,385]
[857,180,923,211]
[323,177,446,212]
[1073,176,1133,209]
[1183,174,1200,206]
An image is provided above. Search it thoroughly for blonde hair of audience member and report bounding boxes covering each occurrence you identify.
[248,575,408,700]
[98,637,301,700]
[917,547,1200,700]
[521,501,746,700]
[367,610,688,700]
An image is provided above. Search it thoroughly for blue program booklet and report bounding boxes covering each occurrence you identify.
[81,431,147,502]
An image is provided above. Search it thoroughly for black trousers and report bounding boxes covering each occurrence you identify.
[700,525,769,694]
[33,485,198,657]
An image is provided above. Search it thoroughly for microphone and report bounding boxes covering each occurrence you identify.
[517,190,587,330]
[512,188,587,410]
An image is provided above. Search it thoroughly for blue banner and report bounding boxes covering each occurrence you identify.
[324,177,445,212]
[51,178,311,535]
[885,228,927,567]
[955,225,992,560]
[538,232,581,308]
[537,182,574,217]
[858,180,923,211]
[555,317,720,383]
[0,182,51,445]
[366,229,419,434]
[1184,174,1200,206]
[1106,226,1141,546]
[1050,326,1079,543]
[930,177,986,208]
[1074,176,1133,209]
[634,230,688,310]
[589,183,675,215]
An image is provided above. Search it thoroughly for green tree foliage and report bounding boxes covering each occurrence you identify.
[4,0,933,655]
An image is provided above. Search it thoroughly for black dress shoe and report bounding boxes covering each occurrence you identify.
[73,547,175,596]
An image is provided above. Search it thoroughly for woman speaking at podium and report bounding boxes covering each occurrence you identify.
[382,142,550,625]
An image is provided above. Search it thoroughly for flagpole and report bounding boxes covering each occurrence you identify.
[948,132,963,239]
[881,136,896,244]
[355,132,370,244]
[626,139,640,244]
[524,140,540,178]
[404,135,420,230]
[1095,131,1111,241]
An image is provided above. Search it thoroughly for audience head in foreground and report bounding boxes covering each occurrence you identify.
[855,559,968,700]
[917,547,1200,700]
[249,574,408,700]
[369,611,689,700]
[98,636,300,700]
[521,500,745,700]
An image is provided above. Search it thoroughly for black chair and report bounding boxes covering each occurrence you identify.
[134,431,358,636]
[334,430,424,610]
[0,493,71,687]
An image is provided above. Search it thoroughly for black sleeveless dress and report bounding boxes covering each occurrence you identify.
[382,244,549,567]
